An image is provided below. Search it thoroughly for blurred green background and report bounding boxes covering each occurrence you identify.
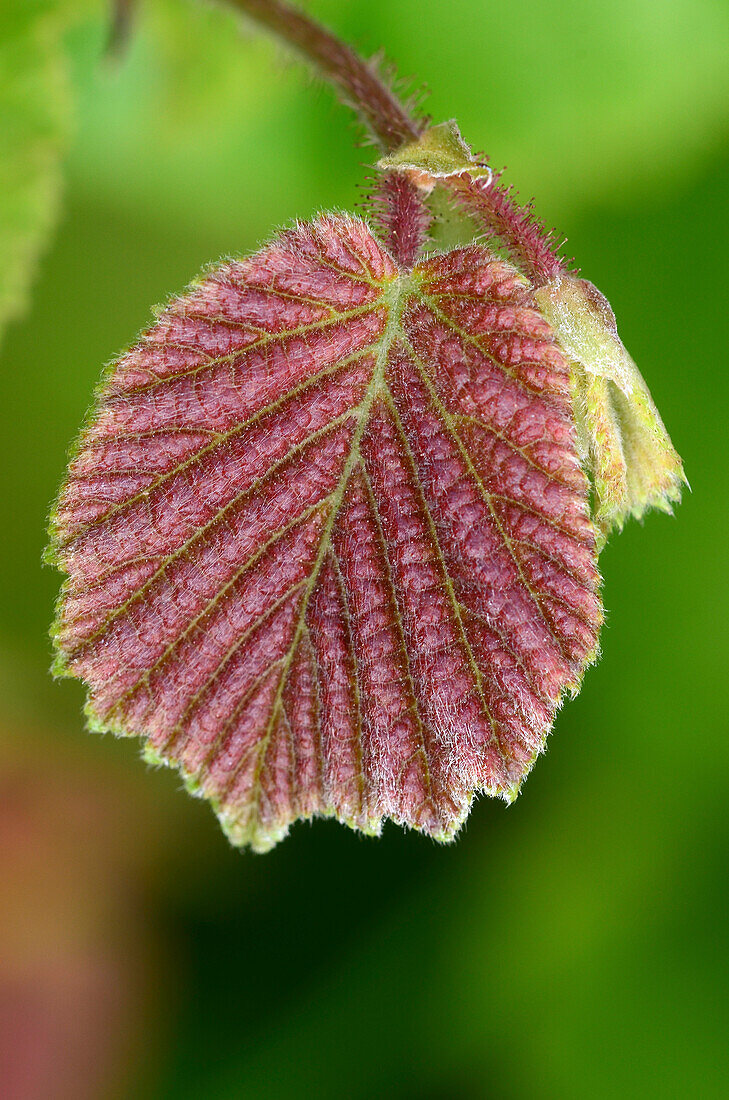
[1,1,728,1096]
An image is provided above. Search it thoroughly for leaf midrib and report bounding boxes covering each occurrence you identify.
[236,272,418,836]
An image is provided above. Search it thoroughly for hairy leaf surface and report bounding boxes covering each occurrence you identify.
[50,215,602,850]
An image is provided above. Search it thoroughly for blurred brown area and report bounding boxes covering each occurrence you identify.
[0,706,173,1099]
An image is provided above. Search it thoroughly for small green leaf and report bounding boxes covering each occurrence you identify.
[0,0,71,349]
[535,276,686,541]
[377,120,492,191]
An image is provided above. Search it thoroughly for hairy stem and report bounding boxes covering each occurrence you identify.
[447,174,567,284]
[223,0,424,150]
[367,172,431,268]
[217,0,565,280]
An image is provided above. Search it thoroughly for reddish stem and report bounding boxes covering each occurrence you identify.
[223,0,430,265]
[368,173,431,268]
[225,0,424,150]
[220,0,566,281]
[447,174,567,284]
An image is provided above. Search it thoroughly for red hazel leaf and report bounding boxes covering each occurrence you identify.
[49,215,602,851]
